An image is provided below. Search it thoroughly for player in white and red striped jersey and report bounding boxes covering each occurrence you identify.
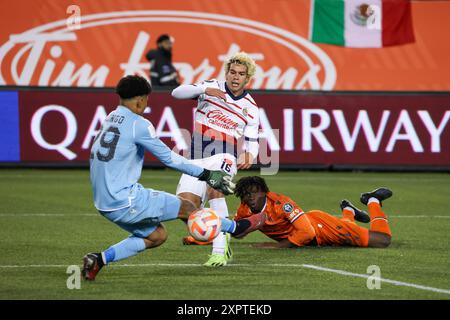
[171,52,259,267]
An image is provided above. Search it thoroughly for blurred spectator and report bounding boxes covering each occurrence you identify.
[145,34,180,87]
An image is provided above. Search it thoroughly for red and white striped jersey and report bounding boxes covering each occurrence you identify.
[191,79,260,159]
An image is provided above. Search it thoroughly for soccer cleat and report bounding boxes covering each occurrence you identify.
[82,253,103,281]
[224,233,233,262]
[360,187,393,206]
[340,199,370,223]
[182,235,212,246]
[203,233,233,267]
[203,253,228,267]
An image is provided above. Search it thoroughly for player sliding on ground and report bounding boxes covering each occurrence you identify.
[232,176,392,249]
[82,75,237,280]
[171,52,260,267]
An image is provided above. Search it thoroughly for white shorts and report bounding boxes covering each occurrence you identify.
[176,153,237,204]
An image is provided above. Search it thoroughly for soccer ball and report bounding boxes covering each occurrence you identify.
[187,208,222,242]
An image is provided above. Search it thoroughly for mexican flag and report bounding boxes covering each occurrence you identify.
[309,0,415,47]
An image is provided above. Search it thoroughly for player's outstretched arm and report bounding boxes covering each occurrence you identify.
[172,83,226,101]
[231,212,267,238]
[134,118,235,194]
[171,84,204,99]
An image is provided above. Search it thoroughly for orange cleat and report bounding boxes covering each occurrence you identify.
[182,235,213,246]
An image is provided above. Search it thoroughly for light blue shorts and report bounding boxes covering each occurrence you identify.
[100,185,181,238]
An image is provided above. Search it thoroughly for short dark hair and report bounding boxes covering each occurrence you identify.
[235,176,270,199]
[157,34,171,44]
[115,75,152,100]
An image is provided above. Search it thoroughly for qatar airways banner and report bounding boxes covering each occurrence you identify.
[1,0,450,91]
[1,89,449,169]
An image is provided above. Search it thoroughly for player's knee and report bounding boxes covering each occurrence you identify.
[177,197,198,221]
[369,232,391,248]
[144,225,168,248]
[178,193,202,208]
[378,234,391,248]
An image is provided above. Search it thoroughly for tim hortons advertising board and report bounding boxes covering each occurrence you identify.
[1,0,450,91]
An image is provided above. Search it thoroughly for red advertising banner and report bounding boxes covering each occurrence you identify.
[17,89,450,168]
[1,0,450,91]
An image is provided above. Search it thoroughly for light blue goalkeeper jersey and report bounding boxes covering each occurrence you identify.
[90,105,203,211]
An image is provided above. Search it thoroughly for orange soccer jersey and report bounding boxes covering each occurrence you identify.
[235,192,369,247]
[235,192,316,246]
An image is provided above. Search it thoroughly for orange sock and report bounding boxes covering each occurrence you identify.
[368,200,391,237]
[341,208,355,223]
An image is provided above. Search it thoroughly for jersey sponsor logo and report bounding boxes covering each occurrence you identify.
[283,203,294,213]
[206,110,239,130]
[289,208,302,220]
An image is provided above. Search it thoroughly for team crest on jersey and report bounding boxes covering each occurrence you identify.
[242,107,248,117]
[283,203,294,213]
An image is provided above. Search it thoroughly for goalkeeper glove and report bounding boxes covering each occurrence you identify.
[198,169,235,195]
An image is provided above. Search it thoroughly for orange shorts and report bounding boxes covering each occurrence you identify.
[306,210,369,247]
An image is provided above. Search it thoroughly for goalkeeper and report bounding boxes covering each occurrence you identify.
[83,75,234,280]
[231,176,393,249]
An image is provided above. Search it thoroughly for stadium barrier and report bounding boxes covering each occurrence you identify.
[0,87,449,172]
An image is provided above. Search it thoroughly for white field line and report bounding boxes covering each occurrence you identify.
[0,262,449,295]
[300,264,450,295]
[0,213,449,219]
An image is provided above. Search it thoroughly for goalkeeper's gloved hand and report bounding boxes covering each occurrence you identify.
[198,169,235,195]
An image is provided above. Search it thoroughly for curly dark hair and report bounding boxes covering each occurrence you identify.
[234,176,269,199]
[115,75,152,100]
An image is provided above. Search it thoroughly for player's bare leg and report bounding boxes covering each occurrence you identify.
[83,196,198,281]
[361,188,393,248]
[142,224,168,248]
[176,195,199,221]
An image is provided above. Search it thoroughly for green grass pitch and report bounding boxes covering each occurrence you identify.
[0,169,449,299]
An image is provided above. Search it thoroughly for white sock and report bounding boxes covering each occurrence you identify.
[209,198,229,255]
[344,207,355,215]
[368,197,380,204]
